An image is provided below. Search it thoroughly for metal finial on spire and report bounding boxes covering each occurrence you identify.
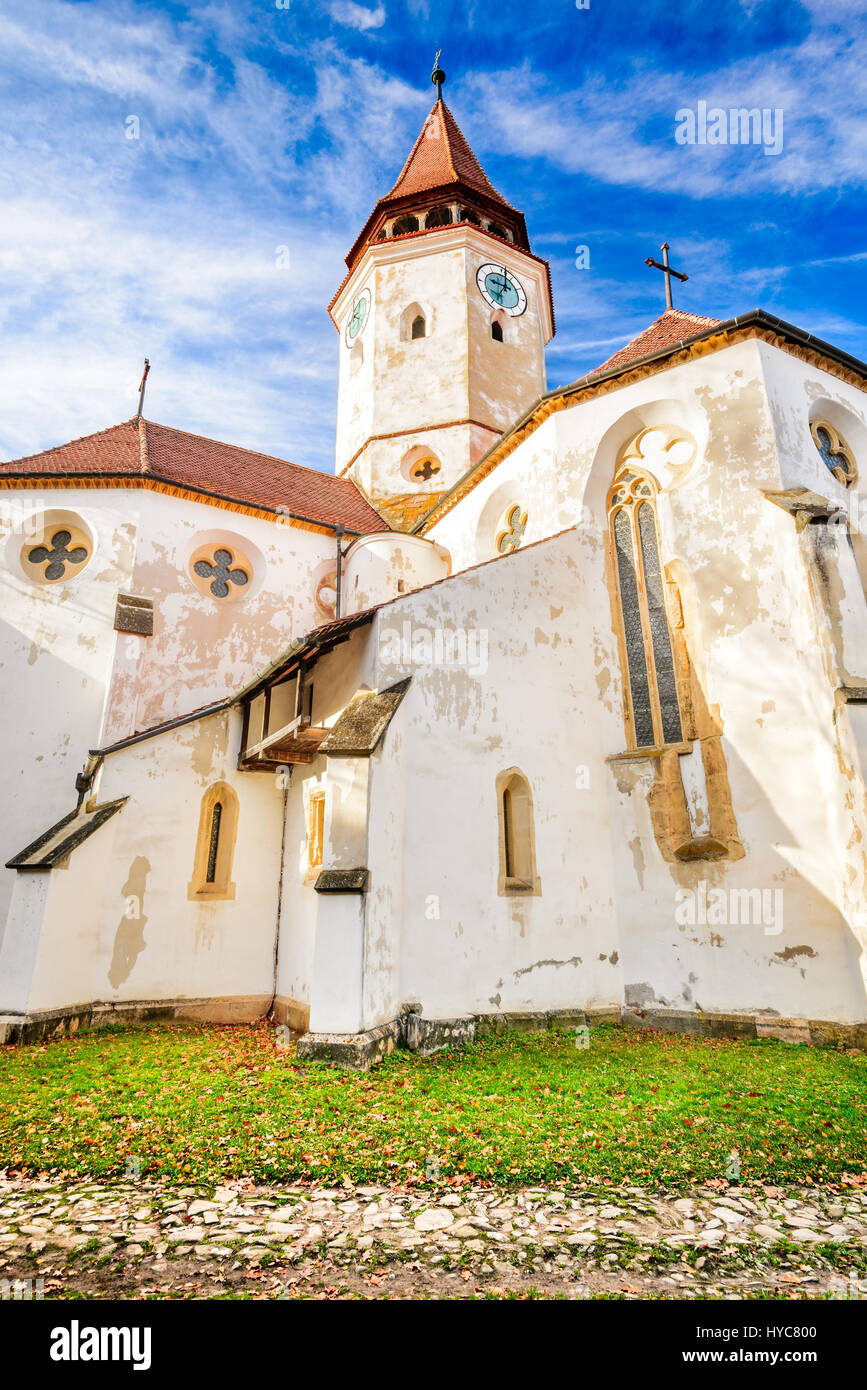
[431,50,445,100]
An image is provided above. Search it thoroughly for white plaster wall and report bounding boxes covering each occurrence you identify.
[429,338,761,573]
[18,708,284,1015]
[342,532,451,616]
[274,628,378,1022]
[366,528,624,1021]
[0,491,135,938]
[100,490,338,742]
[0,483,338,946]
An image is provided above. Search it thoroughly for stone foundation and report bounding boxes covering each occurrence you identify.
[405,1012,475,1055]
[295,1019,401,1070]
[0,994,272,1046]
[2,998,864,1056]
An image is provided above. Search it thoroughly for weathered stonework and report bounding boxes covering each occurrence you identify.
[295,1019,402,1070]
[404,1013,475,1055]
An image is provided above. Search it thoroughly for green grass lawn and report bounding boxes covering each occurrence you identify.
[0,1021,864,1188]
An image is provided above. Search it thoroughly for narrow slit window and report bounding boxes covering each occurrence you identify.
[496,768,541,895]
[206,802,222,883]
[308,791,326,872]
[189,782,238,900]
[491,320,504,342]
[411,314,426,339]
[502,786,514,877]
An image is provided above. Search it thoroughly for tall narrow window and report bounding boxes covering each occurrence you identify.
[411,313,426,339]
[206,802,222,883]
[496,768,541,896]
[307,789,326,876]
[189,782,238,900]
[608,467,683,749]
[491,319,504,342]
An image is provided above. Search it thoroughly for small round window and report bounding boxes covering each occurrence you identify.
[21,516,92,585]
[190,543,252,601]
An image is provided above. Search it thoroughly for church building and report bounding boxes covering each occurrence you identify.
[2,70,867,1062]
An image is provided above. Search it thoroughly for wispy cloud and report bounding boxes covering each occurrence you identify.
[328,2,387,32]
[0,0,864,470]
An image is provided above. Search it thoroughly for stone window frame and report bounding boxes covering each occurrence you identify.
[20,514,93,587]
[188,781,238,900]
[810,419,858,489]
[606,465,687,752]
[400,443,443,485]
[496,502,528,555]
[496,766,541,897]
[189,541,254,603]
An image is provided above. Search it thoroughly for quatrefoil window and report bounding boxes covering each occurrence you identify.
[28,529,88,580]
[497,504,528,555]
[811,420,857,488]
[410,457,441,482]
[21,519,92,585]
[190,544,252,601]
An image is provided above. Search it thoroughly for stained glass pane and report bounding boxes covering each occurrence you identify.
[613,510,654,747]
[637,503,683,745]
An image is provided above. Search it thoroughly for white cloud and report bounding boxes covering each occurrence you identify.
[328,2,387,33]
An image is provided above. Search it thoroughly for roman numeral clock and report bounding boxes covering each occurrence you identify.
[476,262,527,316]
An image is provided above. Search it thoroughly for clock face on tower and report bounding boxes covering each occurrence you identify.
[476,263,527,317]
[345,287,371,345]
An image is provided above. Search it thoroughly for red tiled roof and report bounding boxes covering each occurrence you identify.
[592,309,722,375]
[385,99,512,207]
[341,98,529,275]
[0,418,386,534]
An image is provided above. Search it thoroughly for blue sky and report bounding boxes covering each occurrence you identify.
[1,0,865,473]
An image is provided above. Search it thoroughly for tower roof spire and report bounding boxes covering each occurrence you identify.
[338,65,533,273]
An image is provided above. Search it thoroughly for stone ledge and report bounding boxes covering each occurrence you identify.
[622,1007,758,1039]
[622,1007,867,1048]
[0,995,272,1045]
[296,1019,401,1071]
[475,1006,619,1039]
[405,1013,475,1055]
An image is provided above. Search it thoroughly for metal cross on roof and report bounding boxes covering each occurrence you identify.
[644,242,689,310]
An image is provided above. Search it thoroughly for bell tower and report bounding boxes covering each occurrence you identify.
[329,61,555,531]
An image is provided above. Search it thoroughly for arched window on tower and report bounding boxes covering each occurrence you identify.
[401,302,429,342]
[391,212,419,236]
[188,781,239,899]
[425,204,452,229]
[491,318,504,342]
[607,466,684,749]
[496,767,541,895]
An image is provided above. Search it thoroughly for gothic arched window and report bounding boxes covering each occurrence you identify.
[411,313,426,339]
[608,467,683,749]
[491,319,504,342]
